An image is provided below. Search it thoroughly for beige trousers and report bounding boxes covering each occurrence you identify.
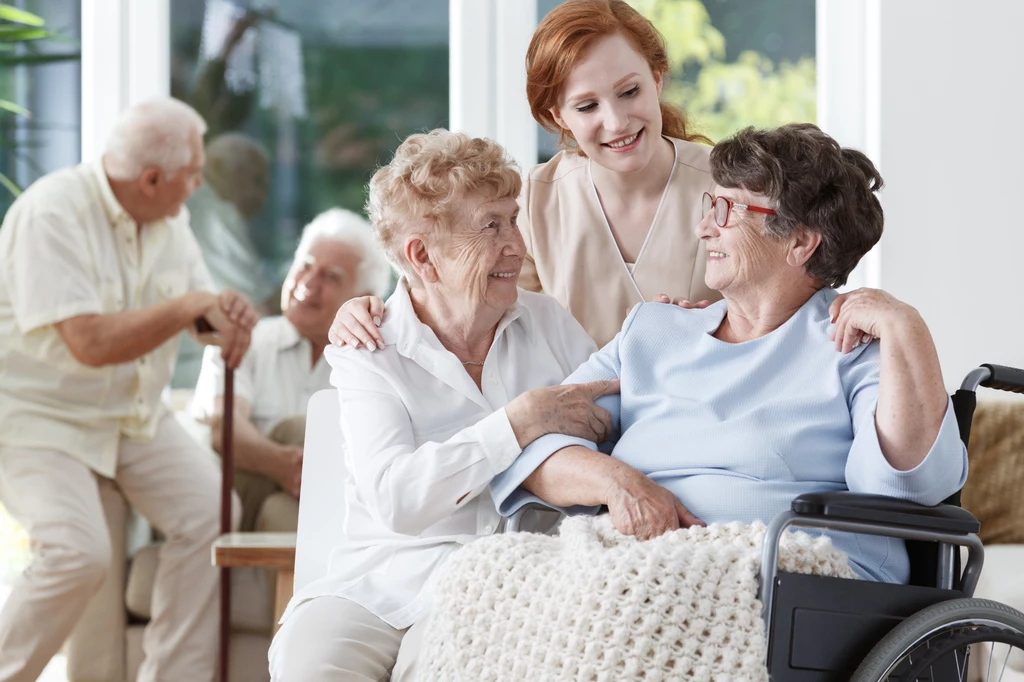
[0,412,240,682]
[268,597,425,682]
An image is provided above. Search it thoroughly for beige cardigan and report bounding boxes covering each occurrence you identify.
[517,137,721,346]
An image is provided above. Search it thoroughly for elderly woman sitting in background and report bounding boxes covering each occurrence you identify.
[268,130,618,681]
[491,123,968,584]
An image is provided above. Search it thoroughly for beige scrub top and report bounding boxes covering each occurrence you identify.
[518,136,721,347]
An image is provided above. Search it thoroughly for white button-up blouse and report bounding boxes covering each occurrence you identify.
[284,278,596,629]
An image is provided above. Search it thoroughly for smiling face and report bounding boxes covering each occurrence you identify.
[696,185,793,296]
[550,33,665,173]
[419,193,525,317]
[283,237,366,342]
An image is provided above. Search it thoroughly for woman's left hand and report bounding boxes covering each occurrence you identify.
[828,288,919,353]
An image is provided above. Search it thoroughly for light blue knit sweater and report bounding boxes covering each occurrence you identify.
[491,288,968,583]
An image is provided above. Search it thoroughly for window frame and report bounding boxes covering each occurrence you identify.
[816,0,880,290]
[82,0,169,162]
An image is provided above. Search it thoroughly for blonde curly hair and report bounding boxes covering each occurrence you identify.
[366,129,522,278]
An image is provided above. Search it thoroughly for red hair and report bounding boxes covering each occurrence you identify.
[527,0,710,154]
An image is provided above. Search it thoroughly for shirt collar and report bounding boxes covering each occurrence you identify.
[383,278,537,356]
[90,158,132,226]
[273,316,307,352]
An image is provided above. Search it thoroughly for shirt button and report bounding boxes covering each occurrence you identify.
[483,524,494,534]
[488,377,498,386]
[501,455,513,467]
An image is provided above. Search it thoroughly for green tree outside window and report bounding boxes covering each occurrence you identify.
[627,0,816,143]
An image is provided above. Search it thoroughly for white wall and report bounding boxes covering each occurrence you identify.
[875,0,1024,393]
[820,0,1024,394]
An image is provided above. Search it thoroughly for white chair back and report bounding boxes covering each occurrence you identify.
[295,389,346,592]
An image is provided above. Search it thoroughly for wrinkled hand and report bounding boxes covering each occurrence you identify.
[219,289,258,331]
[508,379,621,447]
[605,465,704,541]
[329,296,386,350]
[829,288,915,353]
[196,293,252,369]
[272,445,303,498]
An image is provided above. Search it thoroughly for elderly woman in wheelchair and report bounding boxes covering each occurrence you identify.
[478,123,1024,681]
[491,122,965,585]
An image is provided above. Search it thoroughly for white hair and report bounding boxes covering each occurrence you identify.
[104,98,208,181]
[296,208,392,298]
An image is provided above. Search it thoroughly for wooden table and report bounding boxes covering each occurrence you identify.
[212,532,296,633]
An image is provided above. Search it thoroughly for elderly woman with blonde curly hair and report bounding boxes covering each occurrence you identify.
[267,130,620,681]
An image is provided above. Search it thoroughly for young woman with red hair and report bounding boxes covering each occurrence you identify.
[330,0,719,348]
[516,0,719,346]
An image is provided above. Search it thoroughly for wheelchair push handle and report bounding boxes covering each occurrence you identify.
[980,363,1024,394]
[961,364,1024,394]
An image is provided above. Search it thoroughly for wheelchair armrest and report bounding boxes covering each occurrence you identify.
[791,491,980,535]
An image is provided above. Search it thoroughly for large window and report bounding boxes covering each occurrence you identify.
[169,0,448,385]
[0,0,81,220]
[537,0,815,161]
[169,0,448,298]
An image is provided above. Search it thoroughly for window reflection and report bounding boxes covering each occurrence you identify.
[170,0,449,386]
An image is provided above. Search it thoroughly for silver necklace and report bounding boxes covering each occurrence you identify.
[461,360,485,367]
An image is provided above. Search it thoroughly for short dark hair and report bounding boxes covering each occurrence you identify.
[709,123,884,288]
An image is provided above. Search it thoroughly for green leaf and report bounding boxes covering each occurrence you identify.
[0,171,22,198]
[0,99,30,117]
[0,4,44,27]
[0,51,80,66]
[0,26,49,41]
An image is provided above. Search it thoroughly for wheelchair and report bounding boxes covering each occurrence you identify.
[507,363,1024,681]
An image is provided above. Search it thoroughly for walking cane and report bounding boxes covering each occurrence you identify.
[219,366,234,682]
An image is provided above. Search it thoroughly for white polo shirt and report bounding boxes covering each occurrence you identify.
[192,315,332,435]
[0,160,214,477]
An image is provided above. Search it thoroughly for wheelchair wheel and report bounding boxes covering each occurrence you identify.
[852,598,1024,682]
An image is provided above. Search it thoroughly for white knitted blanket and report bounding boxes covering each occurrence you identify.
[421,516,858,682]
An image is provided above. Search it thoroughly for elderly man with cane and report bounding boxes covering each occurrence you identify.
[0,97,255,682]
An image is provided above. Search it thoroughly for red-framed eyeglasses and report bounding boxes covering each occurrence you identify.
[702,192,777,228]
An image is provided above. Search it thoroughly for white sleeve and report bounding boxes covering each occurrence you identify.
[330,348,521,536]
[2,204,103,333]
